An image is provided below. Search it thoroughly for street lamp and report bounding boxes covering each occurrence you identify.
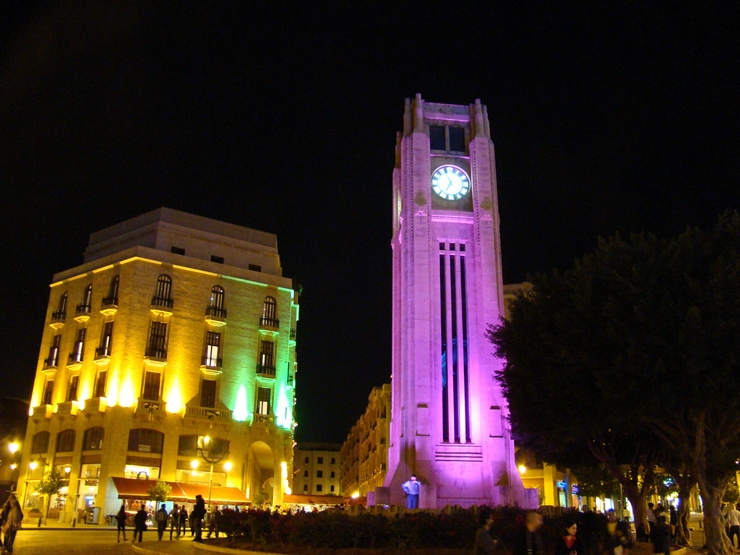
[194,435,230,510]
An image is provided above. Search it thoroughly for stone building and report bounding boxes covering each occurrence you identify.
[292,443,342,496]
[18,208,298,521]
[340,384,390,501]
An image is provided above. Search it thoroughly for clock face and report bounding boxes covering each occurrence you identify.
[431,165,470,200]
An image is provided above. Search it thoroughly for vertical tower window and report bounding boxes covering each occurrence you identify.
[142,371,161,401]
[52,292,68,322]
[103,275,119,306]
[200,379,217,408]
[260,297,278,328]
[256,387,271,415]
[430,125,446,150]
[207,286,226,318]
[449,127,465,152]
[69,328,86,364]
[152,275,173,308]
[258,341,275,376]
[77,284,92,315]
[42,379,54,405]
[95,370,107,398]
[97,321,114,357]
[146,321,168,359]
[67,375,79,402]
[46,334,61,367]
[203,331,221,367]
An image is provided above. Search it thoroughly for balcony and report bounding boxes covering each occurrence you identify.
[151,296,174,317]
[100,296,118,316]
[258,317,280,331]
[55,401,79,417]
[289,328,296,343]
[256,363,276,378]
[94,346,111,364]
[145,347,167,366]
[185,406,233,422]
[49,310,66,329]
[205,306,227,327]
[200,356,223,376]
[74,303,92,323]
[82,397,107,413]
[31,404,54,419]
[44,350,59,372]
[67,351,83,369]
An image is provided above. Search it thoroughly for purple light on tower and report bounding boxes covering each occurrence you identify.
[383,95,534,509]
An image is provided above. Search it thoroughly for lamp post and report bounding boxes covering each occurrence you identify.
[194,435,230,510]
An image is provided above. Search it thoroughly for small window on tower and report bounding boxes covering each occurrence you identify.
[460,244,466,252]
[170,247,185,255]
[449,127,465,152]
[430,126,445,150]
[439,243,445,250]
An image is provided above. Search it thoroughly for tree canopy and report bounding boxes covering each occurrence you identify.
[489,212,740,555]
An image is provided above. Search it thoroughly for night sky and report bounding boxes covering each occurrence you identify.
[1,3,738,444]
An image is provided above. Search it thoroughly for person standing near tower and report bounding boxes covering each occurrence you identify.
[402,475,422,509]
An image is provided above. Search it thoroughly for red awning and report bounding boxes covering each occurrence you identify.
[109,477,188,500]
[178,483,250,505]
[109,477,250,505]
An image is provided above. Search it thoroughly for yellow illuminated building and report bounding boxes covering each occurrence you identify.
[19,208,298,522]
[340,384,390,502]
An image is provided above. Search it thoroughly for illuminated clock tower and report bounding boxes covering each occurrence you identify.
[385,95,531,508]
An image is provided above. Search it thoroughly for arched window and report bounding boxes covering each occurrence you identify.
[260,296,278,328]
[152,275,173,308]
[82,427,104,450]
[103,276,119,306]
[77,284,92,315]
[128,428,164,454]
[52,292,67,321]
[205,285,226,319]
[31,431,50,454]
[56,429,76,452]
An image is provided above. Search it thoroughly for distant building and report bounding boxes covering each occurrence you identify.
[292,443,341,496]
[18,208,299,522]
[0,398,29,504]
[340,384,390,500]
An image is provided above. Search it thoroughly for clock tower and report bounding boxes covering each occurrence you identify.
[385,95,531,508]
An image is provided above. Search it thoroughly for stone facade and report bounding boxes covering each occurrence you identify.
[19,208,298,521]
[293,443,342,497]
[340,384,390,499]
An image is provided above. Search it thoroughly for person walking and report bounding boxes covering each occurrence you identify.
[206,505,221,539]
[155,504,168,540]
[474,507,501,555]
[116,502,128,542]
[133,504,148,543]
[652,515,672,555]
[401,475,422,509]
[1,494,23,554]
[727,503,740,549]
[604,509,633,555]
[169,504,180,539]
[179,506,188,538]
[191,495,207,543]
[512,511,544,555]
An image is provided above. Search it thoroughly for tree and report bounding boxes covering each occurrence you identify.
[147,480,172,503]
[36,468,64,521]
[490,212,740,555]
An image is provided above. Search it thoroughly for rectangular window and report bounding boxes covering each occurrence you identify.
[201,379,217,408]
[256,387,271,415]
[330,485,335,493]
[248,264,261,272]
[67,375,79,402]
[259,340,274,369]
[47,334,61,367]
[70,328,86,363]
[95,370,107,398]
[430,125,446,150]
[331,457,335,464]
[143,371,161,401]
[203,331,221,367]
[146,321,167,359]
[317,470,323,478]
[316,484,323,492]
[449,126,465,152]
[317,457,323,464]
[98,321,114,357]
[304,457,309,463]
[170,246,185,255]
[42,380,54,405]
[303,484,308,492]
[210,255,224,264]
[303,470,308,478]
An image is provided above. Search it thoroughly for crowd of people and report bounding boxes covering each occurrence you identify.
[117,494,239,543]
[473,503,679,555]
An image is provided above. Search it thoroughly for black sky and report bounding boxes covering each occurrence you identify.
[1,2,738,443]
